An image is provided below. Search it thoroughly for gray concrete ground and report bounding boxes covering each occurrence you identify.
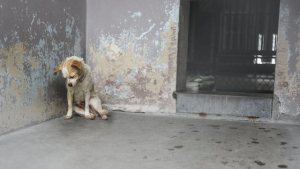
[0,112,299,169]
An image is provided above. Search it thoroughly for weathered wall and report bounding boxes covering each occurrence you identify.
[86,0,179,113]
[0,0,86,134]
[273,0,300,122]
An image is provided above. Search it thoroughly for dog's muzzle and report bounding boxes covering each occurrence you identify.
[68,83,73,87]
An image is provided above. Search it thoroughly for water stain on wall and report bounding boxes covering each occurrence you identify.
[87,0,179,113]
[274,0,300,119]
[0,0,86,134]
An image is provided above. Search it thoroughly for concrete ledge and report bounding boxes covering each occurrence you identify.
[176,93,272,118]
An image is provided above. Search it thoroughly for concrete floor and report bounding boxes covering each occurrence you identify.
[0,112,299,169]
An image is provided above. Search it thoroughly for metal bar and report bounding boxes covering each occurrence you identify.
[244,1,249,50]
[210,13,215,63]
[267,0,273,51]
[222,2,227,51]
[254,0,259,52]
[263,0,270,51]
[236,0,241,50]
[218,1,224,52]
[251,0,256,51]
[259,0,264,52]
[248,1,253,50]
[240,1,245,50]
[229,0,234,50]
[248,16,253,50]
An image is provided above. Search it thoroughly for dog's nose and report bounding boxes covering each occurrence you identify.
[68,83,73,87]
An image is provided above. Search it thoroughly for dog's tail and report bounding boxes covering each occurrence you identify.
[99,109,109,120]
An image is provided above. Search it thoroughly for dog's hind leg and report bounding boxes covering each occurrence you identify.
[89,96,108,120]
[73,105,95,120]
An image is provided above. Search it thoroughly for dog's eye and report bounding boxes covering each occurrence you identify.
[70,76,75,79]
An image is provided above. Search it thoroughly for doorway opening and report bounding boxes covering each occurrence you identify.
[176,0,281,117]
[186,0,280,95]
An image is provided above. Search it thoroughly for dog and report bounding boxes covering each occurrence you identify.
[53,56,108,120]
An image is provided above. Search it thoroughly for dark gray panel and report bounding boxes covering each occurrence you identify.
[176,0,189,92]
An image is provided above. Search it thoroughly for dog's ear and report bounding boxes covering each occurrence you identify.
[71,60,82,70]
[53,60,65,75]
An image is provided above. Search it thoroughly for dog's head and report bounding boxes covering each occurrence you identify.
[53,56,83,87]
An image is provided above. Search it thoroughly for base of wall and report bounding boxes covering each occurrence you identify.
[103,104,175,114]
[142,111,299,125]
[176,92,273,118]
[103,108,299,125]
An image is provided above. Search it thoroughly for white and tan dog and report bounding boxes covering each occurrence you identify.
[53,56,108,120]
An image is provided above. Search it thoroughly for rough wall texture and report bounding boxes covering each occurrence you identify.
[86,0,179,113]
[0,0,86,134]
[274,0,300,122]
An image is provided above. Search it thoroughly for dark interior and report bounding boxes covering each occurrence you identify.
[186,0,280,94]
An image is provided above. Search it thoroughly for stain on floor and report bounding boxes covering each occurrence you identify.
[174,145,183,149]
[278,164,288,168]
[254,160,266,166]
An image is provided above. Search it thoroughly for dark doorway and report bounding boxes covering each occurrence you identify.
[186,0,280,94]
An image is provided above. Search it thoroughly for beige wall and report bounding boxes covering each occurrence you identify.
[273,0,300,122]
[86,0,179,113]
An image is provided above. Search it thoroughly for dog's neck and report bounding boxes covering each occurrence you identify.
[77,69,86,83]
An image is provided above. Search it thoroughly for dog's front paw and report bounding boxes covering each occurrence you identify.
[65,115,72,120]
[85,114,95,120]
[101,115,108,120]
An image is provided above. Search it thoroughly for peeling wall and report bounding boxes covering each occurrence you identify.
[273,0,300,122]
[0,0,86,134]
[86,0,179,113]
